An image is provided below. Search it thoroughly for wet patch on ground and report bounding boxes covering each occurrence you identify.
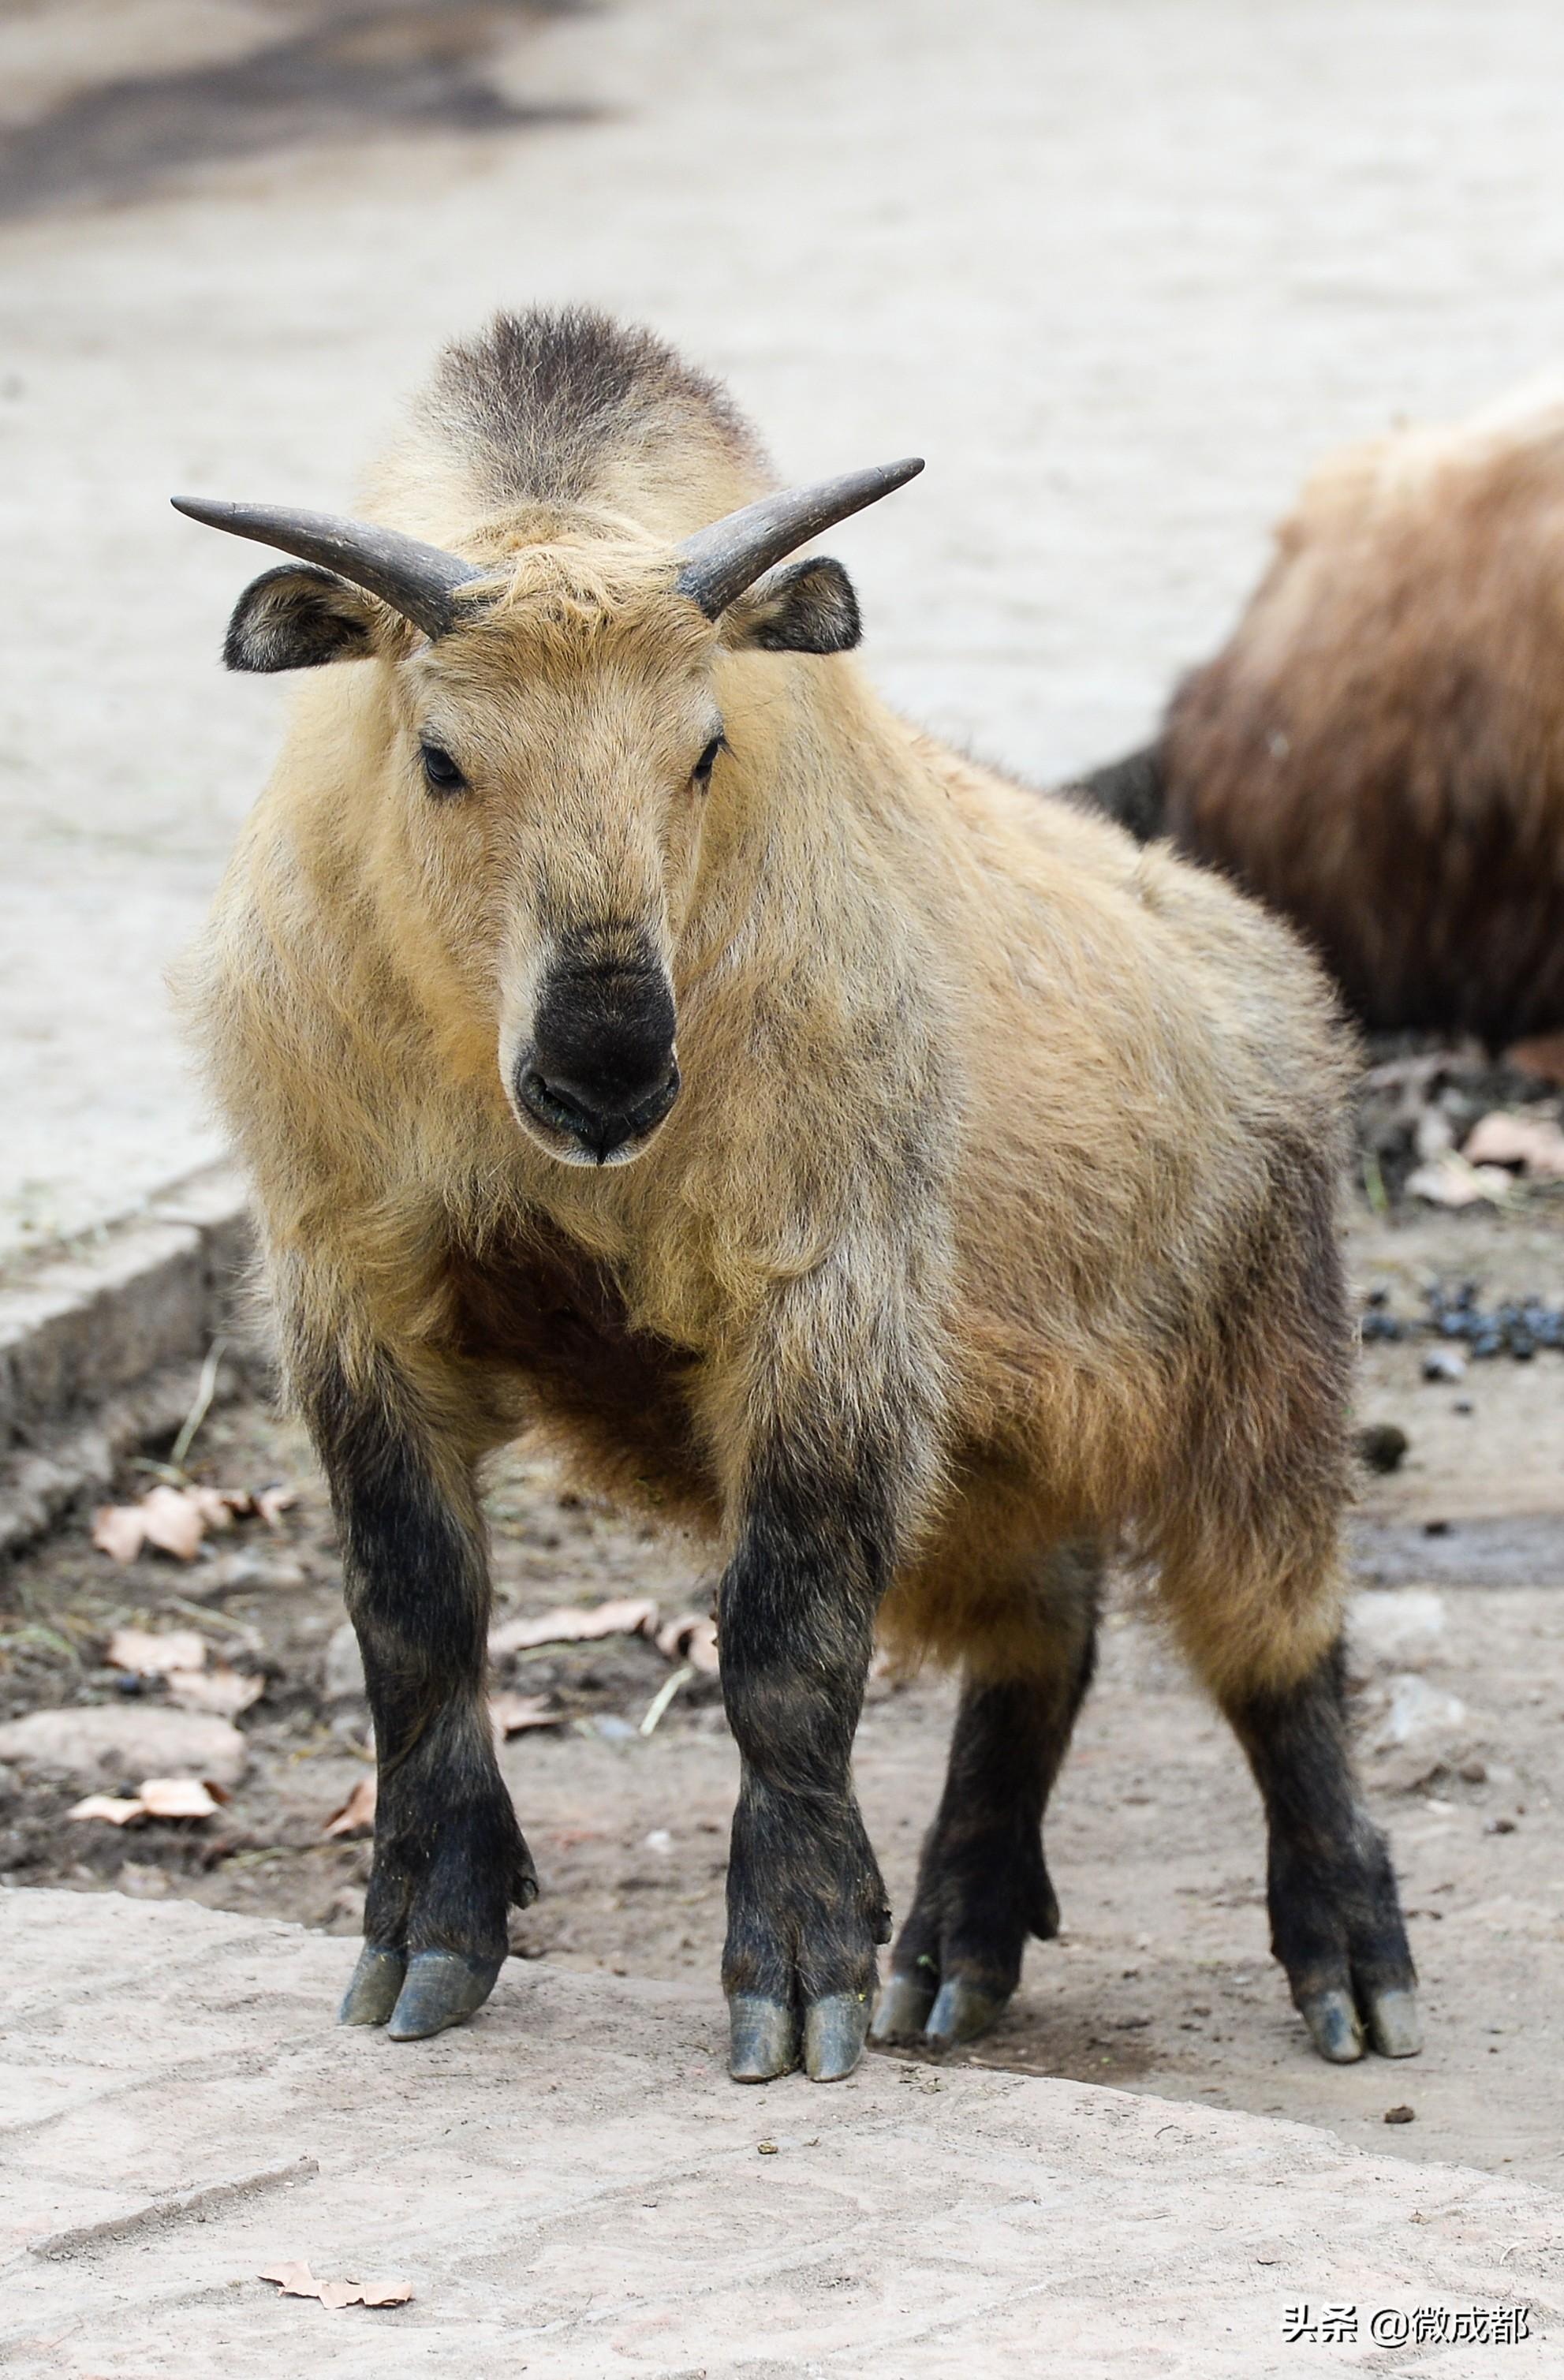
[0,2,597,222]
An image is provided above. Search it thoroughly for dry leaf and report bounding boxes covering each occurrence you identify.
[256,1485,299,1529]
[166,1662,263,1717]
[66,1793,145,1826]
[323,1776,377,1838]
[66,1774,220,1825]
[1405,1153,1513,1208]
[107,1627,208,1677]
[653,1614,719,1675]
[91,1504,151,1563]
[137,1776,221,1819]
[488,1597,658,1655]
[259,2261,412,2310]
[489,1691,569,1738]
[1463,1110,1564,1179]
[92,1481,297,1565]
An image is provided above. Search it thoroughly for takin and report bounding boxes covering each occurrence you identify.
[174,307,1419,2086]
[1079,379,1564,1046]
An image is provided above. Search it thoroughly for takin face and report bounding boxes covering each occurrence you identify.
[174,462,920,1168]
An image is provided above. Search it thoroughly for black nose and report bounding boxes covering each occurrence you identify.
[520,1054,680,1160]
[519,936,679,1162]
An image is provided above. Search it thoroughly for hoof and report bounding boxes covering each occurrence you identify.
[923,1975,1007,2052]
[1300,1986,1365,2064]
[338,1944,407,2027]
[1366,1985,1422,2059]
[868,1971,937,2046]
[728,1994,801,2082]
[804,1990,872,2082]
[384,1948,504,2041]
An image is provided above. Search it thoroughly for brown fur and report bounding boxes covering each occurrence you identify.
[179,308,1359,1717]
[1160,379,1564,1044]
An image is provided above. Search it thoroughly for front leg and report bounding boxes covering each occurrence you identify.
[303,1347,537,2041]
[719,1445,896,2084]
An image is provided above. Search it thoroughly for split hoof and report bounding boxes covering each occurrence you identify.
[1366,1985,1423,2059]
[339,1943,407,2027]
[728,1994,801,2082]
[1300,1986,1365,2064]
[384,1948,504,2041]
[868,1971,938,2046]
[804,1990,872,2082]
[923,1975,1007,2052]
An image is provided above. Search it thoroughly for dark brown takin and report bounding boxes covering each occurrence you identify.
[173,306,1419,2084]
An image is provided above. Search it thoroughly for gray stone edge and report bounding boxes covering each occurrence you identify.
[0,1164,259,1557]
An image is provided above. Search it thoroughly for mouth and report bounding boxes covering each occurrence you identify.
[513,1061,681,1168]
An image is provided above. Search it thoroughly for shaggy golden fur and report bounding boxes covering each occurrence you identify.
[1159,378,1564,1044]
[181,312,1359,1710]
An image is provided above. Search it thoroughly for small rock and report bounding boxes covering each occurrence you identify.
[1485,1816,1517,1836]
[1422,1349,1466,1384]
[1355,1423,1409,1475]
[1383,2104,1416,2125]
[322,1621,365,1702]
[591,1715,637,1743]
[1459,1758,1487,1784]
[0,1704,248,1788]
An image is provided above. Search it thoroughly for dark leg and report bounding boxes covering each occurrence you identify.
[1223,1639,1420,2063]
[719,1447,894,2085]
[872,1546,1099,2052]
[305,1351,537,2041]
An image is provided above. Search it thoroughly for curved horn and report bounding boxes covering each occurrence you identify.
[170,498,483,641]
[674,457,924,619]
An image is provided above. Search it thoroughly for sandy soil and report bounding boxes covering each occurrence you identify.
[2,1192,1562,2190]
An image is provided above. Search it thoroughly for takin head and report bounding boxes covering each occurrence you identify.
[174,459,920,1167]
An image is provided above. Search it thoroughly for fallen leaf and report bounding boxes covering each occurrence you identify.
[1405,1153,1513,1208]
[259,2259,318,2300]
[653,1614,719,1675]
[107,1627,208,1678]
[66,1793,145,1826]
[91,1504,151,1563]
[323,1776,377,1838]
[136,1776,221,1819]
[489,1691,569,1739]
[259,2262,412,2310]
[92,1482,297,1564]
[489,1597,659,1656]
[1463,1110,1564,1179]
[66,1775,220,1825]
[166,1662,264,1717]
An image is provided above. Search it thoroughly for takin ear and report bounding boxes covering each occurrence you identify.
[719,556,861,655]
[222,562,391,672]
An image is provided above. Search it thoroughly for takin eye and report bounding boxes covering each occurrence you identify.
[691,733,728,790]
[419,740,468,798]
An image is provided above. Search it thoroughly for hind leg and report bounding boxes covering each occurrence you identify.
[870,1544,1099,2052]
[1222,1638,1420,2064]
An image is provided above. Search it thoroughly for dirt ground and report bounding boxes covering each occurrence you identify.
[2,1188,1562,2192]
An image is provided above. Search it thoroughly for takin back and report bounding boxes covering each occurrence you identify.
[174,308,1419,2085]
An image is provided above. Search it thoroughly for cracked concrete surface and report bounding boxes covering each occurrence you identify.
[5,0,1564,1260]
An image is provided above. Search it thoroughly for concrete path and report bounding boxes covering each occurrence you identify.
[5,0,1564,1261]
[2,1889,1558,2375]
